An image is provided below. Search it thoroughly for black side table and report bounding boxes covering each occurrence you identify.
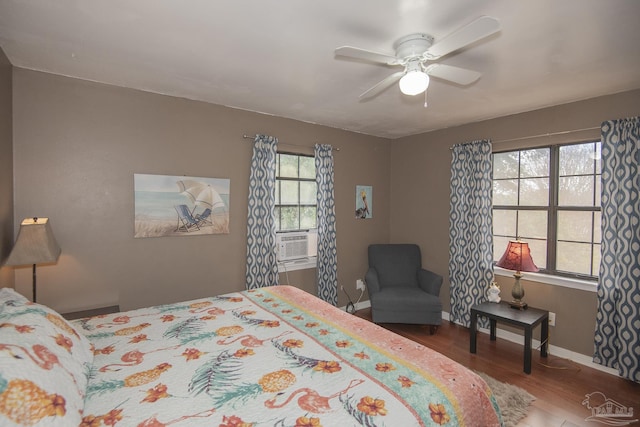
[470,301,549,374]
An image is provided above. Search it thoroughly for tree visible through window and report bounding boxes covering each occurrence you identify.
[492,141,601,279]
[275,153,317,231]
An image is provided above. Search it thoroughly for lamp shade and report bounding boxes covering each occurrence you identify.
[5,218,61,266]
[496,240,538,273]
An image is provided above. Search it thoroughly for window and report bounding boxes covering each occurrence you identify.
[275,153,317,231]
[492,141,601,280]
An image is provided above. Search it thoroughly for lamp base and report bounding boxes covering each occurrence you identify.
[510,272,527,310]
[509,300,528,310]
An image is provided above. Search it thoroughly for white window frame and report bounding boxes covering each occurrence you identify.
[494,267,596,292]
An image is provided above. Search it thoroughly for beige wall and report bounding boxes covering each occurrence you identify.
[390,89,640,356]
[9,63,640,358]
[12,69,390,312]
[0,47,13,287]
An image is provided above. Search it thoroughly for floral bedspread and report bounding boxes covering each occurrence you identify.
[74,285,502,427]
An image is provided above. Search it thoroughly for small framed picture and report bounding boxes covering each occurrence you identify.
[355,185,372,219]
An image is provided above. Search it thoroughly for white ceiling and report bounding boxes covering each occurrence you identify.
[1,0,639,139]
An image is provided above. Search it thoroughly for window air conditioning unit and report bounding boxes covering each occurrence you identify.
[276,231,311,261]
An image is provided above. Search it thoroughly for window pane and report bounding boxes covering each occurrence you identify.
[300,181,317,204]
[557,211,593,242]
[300,206,316,229]
[520,148,549,178]
[280,207,299,230]
[558,176,595,206]
[557,241,592,275]
[275,153,317,232]
[559,143,597,176]
[280,181,298,205]
[492,144,602,278]
[518,210,547,239]
[279,154,298,178]
[494,152,519,179]
[519,178,549,206]
[493,209,516,236]
[493,180,518,205]
[299,156,315,179]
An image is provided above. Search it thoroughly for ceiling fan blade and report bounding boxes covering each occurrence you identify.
[425,63,481,85]
[425,16,500,60]
[359,71,405,100]
[335,46,400,65]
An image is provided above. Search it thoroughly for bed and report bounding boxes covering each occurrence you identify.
[0,285,502,426]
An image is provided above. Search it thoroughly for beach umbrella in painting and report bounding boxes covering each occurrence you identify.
[176,180,226,213]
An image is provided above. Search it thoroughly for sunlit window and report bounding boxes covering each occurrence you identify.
[275,153,317,231]
[493,141,601,279]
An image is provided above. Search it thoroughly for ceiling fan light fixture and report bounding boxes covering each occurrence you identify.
[399,70,429,96]
[336,16,500,101]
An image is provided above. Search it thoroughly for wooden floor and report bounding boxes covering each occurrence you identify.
[354,308,640,427]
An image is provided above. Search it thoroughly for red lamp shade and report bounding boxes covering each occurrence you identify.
[496,240,538,273]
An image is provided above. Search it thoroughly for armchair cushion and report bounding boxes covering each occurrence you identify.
[371,287,441,313]
[368,244,421,288]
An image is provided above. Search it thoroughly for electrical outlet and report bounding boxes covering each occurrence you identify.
[548,312,556,327]
[356,279,365,291]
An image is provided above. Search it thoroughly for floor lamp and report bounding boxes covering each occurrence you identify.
[5,217,61,303]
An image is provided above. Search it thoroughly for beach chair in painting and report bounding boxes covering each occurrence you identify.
[175,204,200,232]
[195,208,213,226]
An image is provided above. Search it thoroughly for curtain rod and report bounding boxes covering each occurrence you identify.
[490,126,601,145]
[449,126,601,149]
[242,134,340,151]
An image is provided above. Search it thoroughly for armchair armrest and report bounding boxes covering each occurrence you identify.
[418,269,443,296]
[365,268,381,295]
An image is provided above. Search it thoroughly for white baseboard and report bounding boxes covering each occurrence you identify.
[441,311,619,377]
[340,301,619,378]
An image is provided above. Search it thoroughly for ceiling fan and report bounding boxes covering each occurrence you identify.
[334,16,500,104]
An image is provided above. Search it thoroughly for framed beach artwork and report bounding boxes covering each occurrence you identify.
[134,173,230,238]
[355,185,372,219]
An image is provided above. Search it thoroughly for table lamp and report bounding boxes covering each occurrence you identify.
[496,240,538,309]
[5,217,61,303]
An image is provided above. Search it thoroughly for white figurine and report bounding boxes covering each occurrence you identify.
[488,282,501,303]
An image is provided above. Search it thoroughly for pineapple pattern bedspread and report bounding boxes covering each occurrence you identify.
[75,285,502,426]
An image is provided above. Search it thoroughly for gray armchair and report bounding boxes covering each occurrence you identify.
[365,244,443,334]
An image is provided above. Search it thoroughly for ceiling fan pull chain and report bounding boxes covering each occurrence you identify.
[424,90,428,108]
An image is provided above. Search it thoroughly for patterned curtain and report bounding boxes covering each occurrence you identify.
[315,144,338,306]
[449,140,494,328]
[246,135,279,289]
[594,117,640,382]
